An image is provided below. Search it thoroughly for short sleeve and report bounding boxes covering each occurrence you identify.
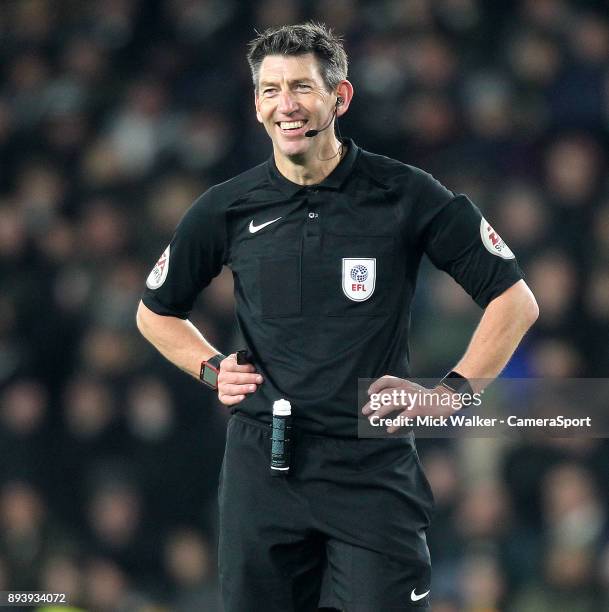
[415,175,524,308]
[141,187,227,318]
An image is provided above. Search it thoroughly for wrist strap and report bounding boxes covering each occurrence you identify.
[440,370,474,395]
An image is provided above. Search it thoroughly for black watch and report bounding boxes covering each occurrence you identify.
[440,371,474,395]
[200,353,227,390]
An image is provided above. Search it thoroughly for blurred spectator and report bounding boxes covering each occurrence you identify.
[164,527,220,611]
[78,324,138,377]
[164,0,238,45]
[462,72,515,142]
[541,463,605,550]
[493,182,549,260]
[39,553,85,609]
[105,79,177,177]
[459,552,506,612]
[508,544,598,612]
[92,258,144,329]
[544,134,604,208]
[255,0,302,28]
[125,377,182,518]
[550,12,609,126]
[7,52,52,129]
[0,203,27,262]
[53,375,124,524]
[0,379,50,484]
[529,338,583,377]
[78,198,131,263]
[527,250,577,329]
[0,480,73,590]
[422,447,461,574]
[143,173,206,247]
[82,556,148,612]
[83,479,161,588]
[520,0,570,34]
[15,161,66,234]
[79,137,127,189]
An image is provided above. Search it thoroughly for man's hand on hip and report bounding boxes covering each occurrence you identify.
[218,354,263,406]
[362,375,456,433]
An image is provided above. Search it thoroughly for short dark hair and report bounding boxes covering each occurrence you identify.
[247,22,348,92]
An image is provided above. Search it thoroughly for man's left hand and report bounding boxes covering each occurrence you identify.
[362,375,456,433]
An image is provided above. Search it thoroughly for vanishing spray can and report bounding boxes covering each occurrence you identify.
[270,399,292,477]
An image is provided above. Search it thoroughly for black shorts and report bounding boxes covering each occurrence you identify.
[218,414,435,612]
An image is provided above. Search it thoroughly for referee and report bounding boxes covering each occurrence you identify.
[137,23,538,612]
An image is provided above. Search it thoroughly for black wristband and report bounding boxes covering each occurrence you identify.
[200,353,227,390]
[440,371,474,395]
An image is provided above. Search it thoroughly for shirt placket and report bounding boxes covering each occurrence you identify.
[301,187,323,316]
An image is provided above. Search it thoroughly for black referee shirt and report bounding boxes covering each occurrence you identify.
[142,139,523,436]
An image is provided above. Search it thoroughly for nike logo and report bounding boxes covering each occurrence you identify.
[249,217,282,234]
[410,589,430,602]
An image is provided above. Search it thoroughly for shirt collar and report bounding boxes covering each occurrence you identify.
[267,138,359,196]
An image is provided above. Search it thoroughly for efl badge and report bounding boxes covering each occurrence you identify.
[480,219,515,260]
[146,245,170,289]
[342,258,376,301]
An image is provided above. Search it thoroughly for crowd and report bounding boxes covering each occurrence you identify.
[1,0,608,610]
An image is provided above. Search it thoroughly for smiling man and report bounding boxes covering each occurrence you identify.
[136,22,538,612]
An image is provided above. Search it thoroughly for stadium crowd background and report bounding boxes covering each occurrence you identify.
[1,0,608,610]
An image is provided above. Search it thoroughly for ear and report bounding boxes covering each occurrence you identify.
[254,92,263,124]
[335,80,354,117]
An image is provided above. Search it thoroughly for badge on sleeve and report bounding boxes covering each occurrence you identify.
[480,219,515,260]
[146,245,170,289]
[342,258,376,301]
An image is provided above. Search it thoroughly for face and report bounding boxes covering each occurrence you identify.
[255,53,338,159]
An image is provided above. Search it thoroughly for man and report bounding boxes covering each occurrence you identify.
[137,22,538,611]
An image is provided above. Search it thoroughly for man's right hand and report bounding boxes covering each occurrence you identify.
[217,353,263,406]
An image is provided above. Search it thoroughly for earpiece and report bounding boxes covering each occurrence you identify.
[336,97,344,106]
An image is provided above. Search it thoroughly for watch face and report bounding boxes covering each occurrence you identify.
[203,366,219,388]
